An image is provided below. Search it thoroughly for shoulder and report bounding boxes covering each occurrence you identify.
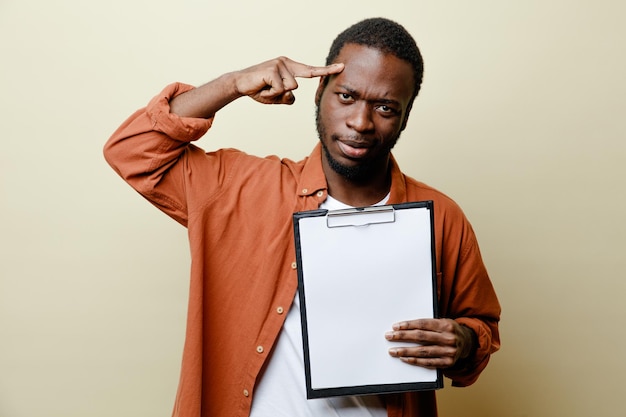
[403,175,464,215]
[401,174,480,244]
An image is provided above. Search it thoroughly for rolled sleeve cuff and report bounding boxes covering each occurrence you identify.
[147,82,214,142]
[444,317,498,387]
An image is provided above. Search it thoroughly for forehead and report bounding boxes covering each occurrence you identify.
[330,43,415,105]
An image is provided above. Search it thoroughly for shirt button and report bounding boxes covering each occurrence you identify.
[291,262,297,269]
[302,188,308,194]
[276,306,284,314]
[256,345,264,354]
[243,389,249,397]
[316,190,324,197]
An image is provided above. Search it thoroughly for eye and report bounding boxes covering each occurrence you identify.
[376,104,399,116]
[337,92,354,102]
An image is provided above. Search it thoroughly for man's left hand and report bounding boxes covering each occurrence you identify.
[385,318,475,369]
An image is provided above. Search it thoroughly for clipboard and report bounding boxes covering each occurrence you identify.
[293,201,442,399]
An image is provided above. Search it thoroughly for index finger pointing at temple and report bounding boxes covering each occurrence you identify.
[288,59,344,79]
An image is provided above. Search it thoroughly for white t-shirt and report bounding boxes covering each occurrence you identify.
[250,194,390,417]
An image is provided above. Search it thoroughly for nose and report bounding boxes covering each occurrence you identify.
[346,102,374,133]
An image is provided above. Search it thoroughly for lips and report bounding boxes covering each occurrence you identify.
[337,140,371,159]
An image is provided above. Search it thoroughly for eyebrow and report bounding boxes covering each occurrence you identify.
[338,84,402,106]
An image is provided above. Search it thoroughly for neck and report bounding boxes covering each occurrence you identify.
[322,157,391,207]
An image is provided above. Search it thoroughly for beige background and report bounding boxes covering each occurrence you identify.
[1,1,625,416]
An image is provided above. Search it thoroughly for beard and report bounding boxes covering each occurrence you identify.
[315,106,399,182]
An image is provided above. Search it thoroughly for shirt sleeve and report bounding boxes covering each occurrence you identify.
[441,220,501,387]
[103,83,214,226]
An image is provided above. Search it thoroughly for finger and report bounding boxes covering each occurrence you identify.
[386,320,457,346]
[388,346,457,369]
[283,58,344,79]
[279,73,299,92]
[299,62,344,78]
[392,318,441,331]
[398,355,454,369]
[389,345,456,359]
[400,357,440,369]
[256,70,295,104]
[393,318,459,336]
[385,328,447,345]
[280,90,295,105]
[258,89,296,105]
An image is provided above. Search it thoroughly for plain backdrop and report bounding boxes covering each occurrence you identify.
[1,1,625,416]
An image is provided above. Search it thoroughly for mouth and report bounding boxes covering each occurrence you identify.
[336,139,372,159]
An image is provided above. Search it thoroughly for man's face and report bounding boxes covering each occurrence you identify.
[316,43,415,182]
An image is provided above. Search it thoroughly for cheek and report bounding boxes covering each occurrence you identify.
[375,117,403,137]
[318,100,344,128]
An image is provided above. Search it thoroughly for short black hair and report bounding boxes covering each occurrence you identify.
[325,17,424,102]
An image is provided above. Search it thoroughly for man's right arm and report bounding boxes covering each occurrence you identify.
[103,58,344,225]
[170,57,345,118]
[103,82,214,226]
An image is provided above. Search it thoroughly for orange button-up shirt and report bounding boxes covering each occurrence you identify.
[104,83,500,417]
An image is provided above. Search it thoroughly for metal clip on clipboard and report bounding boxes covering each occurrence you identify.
[326,205,396,228]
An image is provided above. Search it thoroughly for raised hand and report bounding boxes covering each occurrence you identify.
[169,57,344,118]
[234,56,344,105]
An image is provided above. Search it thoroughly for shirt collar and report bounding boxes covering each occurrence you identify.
[298,143,328,197]
[387,153,408,204]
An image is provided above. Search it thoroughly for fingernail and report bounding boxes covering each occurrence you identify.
[388,348,398,356]
[384,332,393,340]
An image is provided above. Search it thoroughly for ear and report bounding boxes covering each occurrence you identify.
[314,76,327,106]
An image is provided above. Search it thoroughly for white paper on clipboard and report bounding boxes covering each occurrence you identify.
[293,201,442,399]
